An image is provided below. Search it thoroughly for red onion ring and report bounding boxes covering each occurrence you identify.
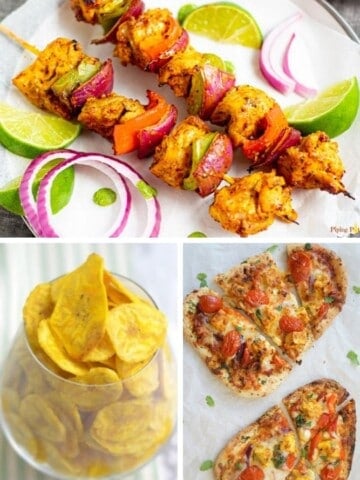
[35,151,161,237]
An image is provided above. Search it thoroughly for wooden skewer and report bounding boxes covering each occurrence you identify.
[0,24,40,56]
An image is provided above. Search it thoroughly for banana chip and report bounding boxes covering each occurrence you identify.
[4,412,39,458]
[23,283,54,349]
[69,367,122,410]
[115,355,151,379]
[49,253,108,360]
[124,356,159,397]
[37,319,89,376]
[82,332,115,363]
[19,394,66,443]
[104,270,144,306]
[107,303,167,363]
[90,399,153,454]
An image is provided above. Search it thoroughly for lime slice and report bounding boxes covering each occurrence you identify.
[285,77,360,138]
[0,102,81,158]
[0,163,75,216]
[180,2,263,48]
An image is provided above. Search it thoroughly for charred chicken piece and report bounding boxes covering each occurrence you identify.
[150,116,233,196]
[12,38,114,120]
[78,92,145,139]
[277,131,353,198]
[210,85,276,148]
[210,85,301,167]
[114,8,189,72]
[158,46,206,97]
[209,170,298,237]
[70,0,106,24]
[150,116,209,188]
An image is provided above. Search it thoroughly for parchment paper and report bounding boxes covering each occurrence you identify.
[183,242,360,480]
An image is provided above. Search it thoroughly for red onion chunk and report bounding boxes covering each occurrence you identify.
[194,133,233,197]
[249,127,301,170]
[137,104,178,159]
[259,12,302,95]
[188,64,235,120]
[70,59,114,109]
[92,0,145,44]
[146,29,190,73]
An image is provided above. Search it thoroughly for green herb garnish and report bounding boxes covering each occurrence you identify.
[304,243,312,250]
[353,286,360,294]
[272,444,285,468]
[295,413,311,427]
[347,350,360,366]
[255,308,262,321]
[324,296,335,304]
[200,460,214,471]
[196,272,208,288]
[205,395,215,407]
[266,244,278,253]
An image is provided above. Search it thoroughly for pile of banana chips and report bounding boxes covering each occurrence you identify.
[1,253,175,477]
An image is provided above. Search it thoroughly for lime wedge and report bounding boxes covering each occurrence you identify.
[0,163,75,216]
[180,2,263,48]
[285,77,360,138]
[0,102,81,158]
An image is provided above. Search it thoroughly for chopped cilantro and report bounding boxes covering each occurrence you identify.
[275,305,283,311]
[205,395,215,407]
[196,273,208,288]
[295,413,311,427]
[324,296,335,303]
[353,286,360,294]
[255,308,262,321]
[266,244,278,253]
[304,243,312,250]
[235,325,243,332]
[235,461,243,470]
[200,460,214,471]
[347,350,360,366]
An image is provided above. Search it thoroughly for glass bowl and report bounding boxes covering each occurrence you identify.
[0,275,176,479]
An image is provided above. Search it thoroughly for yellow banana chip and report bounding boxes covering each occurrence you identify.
[19,394,66,442]
[115,355,151,379]
[69,367,123,410]
[1,388,20,413]
[124,356,159,397]
[37,319,89,376]
[49,253,108,360]
[104,270,144,306]
[23,283,54,349]
[107,303,167,363]
[82,331,115,363]
[90,399,153,454]
[4,412,39,458]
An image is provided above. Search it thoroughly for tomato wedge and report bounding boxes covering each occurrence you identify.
[221,330,242,358]
[238,465,265,480]
[279,314,305,333]
[245,289,269,307]
[320,464,341,480]
[288,250,312,283]
[198,295,223,313]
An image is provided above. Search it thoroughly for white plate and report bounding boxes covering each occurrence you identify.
[1,0,360,238]
[183,242,360,480]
